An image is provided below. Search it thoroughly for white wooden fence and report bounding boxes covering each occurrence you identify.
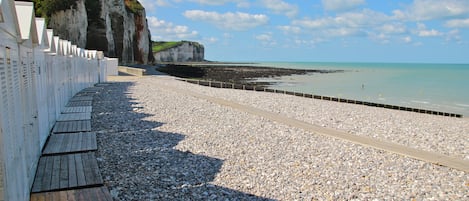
[0,1,117,200]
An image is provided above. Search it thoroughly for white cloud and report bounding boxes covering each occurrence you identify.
[255,33,272,41]
[289,9,391,39]
[414,23,443,37]
[183,10,269,31]
[445,18,469,28]
[371,33,391,44]
[446,29,462,42]
[378,23,407,34]
[139,0,171,11]
[261,0,298,18]
[188,0,248,7]
[203,37,219,44]
[255,33,277,46]
[394,0,469,21]
[292,9,389,30]
[147,16,199,40]
[322,0,365,12]
[403,36,412,43]
[277,25,301,34]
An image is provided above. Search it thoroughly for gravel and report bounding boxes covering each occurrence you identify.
[92,75,468,200]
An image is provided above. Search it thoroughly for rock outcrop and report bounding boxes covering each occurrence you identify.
[48,0,152,64]
[153,41,204,62]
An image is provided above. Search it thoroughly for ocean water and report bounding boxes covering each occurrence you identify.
[251,62,469,117]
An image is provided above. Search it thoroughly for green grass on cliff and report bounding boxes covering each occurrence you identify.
[31,0,78,18]
[125,0,144,14]
[152,41,184,53]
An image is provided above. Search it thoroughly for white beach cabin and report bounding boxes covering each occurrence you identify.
[1,1,118,200]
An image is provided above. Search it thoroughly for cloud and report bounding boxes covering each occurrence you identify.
[445,18,469,28]
[261,0,298,18]
[203,37,219,44]
[446,29,461,42]
[139,0,171,11]
[277,25,301,34]
[378,23,407,34]
[394,0,469,21]
[183,10,269,31]
[255,33,273,41]
[289,9,391,39]
[414,23,443,37]
[255,33,277,46]
[402,36,412,43]
[322,0,365,12]
[188,0,248,7]
[147,16,199,40]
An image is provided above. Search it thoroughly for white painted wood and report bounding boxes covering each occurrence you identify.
[0,1,114,200]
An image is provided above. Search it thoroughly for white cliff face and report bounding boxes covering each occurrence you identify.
[49,0,88,48]
[48,0,152,64]
[154,42,205,62]
[99,0,151,64]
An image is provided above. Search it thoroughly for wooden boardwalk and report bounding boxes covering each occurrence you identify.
[53,120,91,133]
[42,132,97,155]
[62,106,92,114]
[66,101,92,107]
[30,187,112,201]
[30,85,112,200]
[57,113,91,121]
[69,96,93,102]
[31,152,103,193]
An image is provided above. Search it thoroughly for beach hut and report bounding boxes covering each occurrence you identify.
[14,3,41,195]
[0,0,39,200]
[34,18,51,150]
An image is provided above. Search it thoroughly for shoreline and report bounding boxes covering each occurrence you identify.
[154,63,344,86]
[176,78,464,118]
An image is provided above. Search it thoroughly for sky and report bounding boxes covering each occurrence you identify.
[139,0,469,63]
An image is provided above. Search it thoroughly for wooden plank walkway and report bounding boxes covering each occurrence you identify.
[62,106,92,114]
[70,96,93,102]
[30,186,112,201]
[57,113,91,121]
[66,101,92,107]
[30,85,112,200]
[42,132,97,155]
[53,120,91,133]
[31,152,103,193]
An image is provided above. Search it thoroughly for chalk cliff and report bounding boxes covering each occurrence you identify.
[47,0,152,64]
[153,41,205,62]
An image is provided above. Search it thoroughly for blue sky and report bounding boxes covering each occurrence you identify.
[139,0,469,63]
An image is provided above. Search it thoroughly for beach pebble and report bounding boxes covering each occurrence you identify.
[92,76,468,200]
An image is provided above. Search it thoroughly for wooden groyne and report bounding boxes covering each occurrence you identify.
[178,79,463,118]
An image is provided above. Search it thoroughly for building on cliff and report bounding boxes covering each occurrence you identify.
[153,41,205,62]
[45,0,153,64]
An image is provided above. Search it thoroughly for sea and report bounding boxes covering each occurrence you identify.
[248,62,469,117]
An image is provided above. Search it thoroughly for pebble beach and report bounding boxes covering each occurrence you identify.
[92,75,468,200]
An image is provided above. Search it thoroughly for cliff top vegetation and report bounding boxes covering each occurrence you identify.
[30,0,144,19]
[124,0,144,14]
[30,0,78,18]
[152,41,184,53]
[152,41,204,53]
